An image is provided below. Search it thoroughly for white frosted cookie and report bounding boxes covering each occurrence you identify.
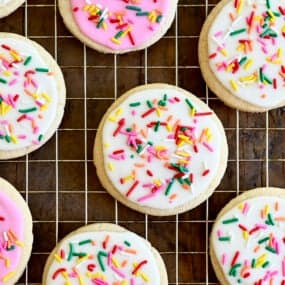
[0,33,66,159]
[210,187,285,285]
[199,0,285,112]
[0,0,24,19]
[58,0,178,54]
[94,84,228,216]
[0,177,33,285]
[42,223,168,285]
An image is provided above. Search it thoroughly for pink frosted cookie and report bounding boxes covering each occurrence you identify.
[0,0,24,19]
[210,188,285,285]
[0,33,66,159]
[0,177,33,284]
[58,0,178,53]
[199,0,285,112]
[42,223,168,285]
[94,84,228,216]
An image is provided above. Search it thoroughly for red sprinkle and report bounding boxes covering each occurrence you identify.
[132,260,148,275]
[52,268,67,280]
[141,108,156,118]
[126,180,139,197]
[87,264,96,272]
[194,112,213,116]
[238,224,247,231]
[231,251,240,266]
[202,169,210,176]
[146,170,153,176]
[113,118,125,137]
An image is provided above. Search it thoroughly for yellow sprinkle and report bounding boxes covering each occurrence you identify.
[166,124,172,132]
[103,143,110,148]
[112,256,120,268]
[2,271,16,282]
[155,145,166,151]
[190,108,196,117]
[230,80,238,91]
[102,22,108,31]
[54,254,62,263]
[268,10,274,19]
[156,108,161,117]
[176,151,190,158]
[220,49,228,56]
[5,258,10,268]
[111,37,121,45]
[10,50,21,61]
[89,272,106,279]
[77,273,84,285]
[178,159,190,164]
[107,162,114,171]
[244,59,253,70]
[178,134,191,142]
[153,179,162,186]
[265,205,269,216]
[121,26,132,38]
[62,272,69,279]
[239,74,256,82]
[177,140,185,147]
[108,116,117,122]
[115,108,122,116]
[237,0,244,14]
[226,63,234,72]
[271,59,282,64]
[40,105,48,111]
[277,48,282,57]
[10,135,18,144]
[238,204,243,210]
[237,44,244,52]
[3,70,12,77]
[77,255,89,264]
[243,231,249,240]
[42,93,51,102]
[256,254,267,267]
[140,272,150,282]
[15,240,24,247]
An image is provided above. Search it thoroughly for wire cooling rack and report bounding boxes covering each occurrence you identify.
[1,0,283,284]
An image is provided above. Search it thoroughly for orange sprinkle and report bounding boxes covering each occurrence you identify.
[8,124,13,133]
[124,248,137,254]
[261,209,265,219]
[182,184,191,190]
[169,194,177,200]
[166,115,173,122]
[229,12,236,21]
[121,260,128,267]
[140,129,148,138]
[275,202,279,211]
[134,163,145,168]
[254,245,260,253]
[275,216,285,221]
[24,89,33,96]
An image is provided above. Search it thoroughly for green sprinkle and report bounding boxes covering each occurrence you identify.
[24,56,32,66]
[97,251,108,272]
[79,239,92,246]
[237,279,242,283]
[156,15,163,23]
[0,135,3,140]
[273,11,281,17]
[38,134,43,142]
[115,30,124,39]
[136,144,143,154]
[130,154,134,159]
[229,263,241,276]
[158,100,166,106]
[258,237,270,244]
[266,0,271,9]
[35,67,49,73]
[146,100,153,108]
[72,252,87,257]
[7,245,15,251]
[185,98,194,109]
[129,102,141,107]
[260,28,271,37]
[219,236,231,241]
[184,178,192,186]
[259,68,264,83]
[222,217,239,224]
[177,177,184,184]
[163,94,167,101]
[96,18,104,28]
[67,243,74,261]
[154,121,160,132]
[251,258,255,268]
[126,128,132,132]
[265,246,277,254]
[165,179,175,196]
[262,260,270,268]
[229,28,247,36]
[264,75,272,84]
[147,141,153,146]
[124,240,131,247]
[267,213,275,225]
[19,107,37,113]
[0,78,7,84]
[5,135,11,143]
[239,56,247,65]
[136,11,149,16]
[126,5,141,11]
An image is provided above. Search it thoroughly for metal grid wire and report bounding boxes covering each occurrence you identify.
[0,0,281,284]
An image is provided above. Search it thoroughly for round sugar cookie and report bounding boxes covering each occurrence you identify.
[210,187,285,285]
[58,0,178,54]
[0,177,33,285]
[0,33,66,159]
[199,0,285,112]
[93,83,228,216]
[0,0,24,19]
[42,223,168,285]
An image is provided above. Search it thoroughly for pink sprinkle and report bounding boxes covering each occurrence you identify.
[257,38,266,46]
[222,253,227,265]
[33,126,40,134]
[92,278,108,285]
[18,134,27,139]
[130,278,135,285]
[259,84,265,89]
[13,71,19,76]
[282,259,285,277]
[131,110,136,116]
[242,202,249,214]
[107,252,112,266]
[167,134,175,139]
[8,78,17,86]
[214,30,223,37]
[217,229,222,238]
[110,265,126,278]
[275,241,280,254]
[272,37,276,45]
[35,100,44,107]
[202,142,214,152]
[0,120,8,125]
[168,98,176,104]
[32,140,40,145]
[8,95,15,108]
[262,46,268,54]
[31,79,38,88]
[0,131,4,136]
[108,154,125,160]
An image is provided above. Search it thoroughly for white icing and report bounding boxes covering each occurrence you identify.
[45,230,161,284]
[208,0,285,108]
[0,38,58,150]
[213,196,285,284]
[102,88,223,209]
[0,0,11,5]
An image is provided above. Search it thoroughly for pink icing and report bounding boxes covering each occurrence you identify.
[71,0,171,50]
[0,191,24,283]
